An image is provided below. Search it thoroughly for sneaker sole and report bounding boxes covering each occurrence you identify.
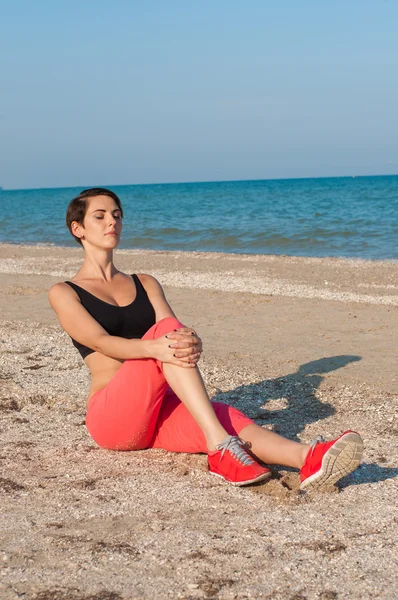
[209,470,272,487]
[300,432,363,491]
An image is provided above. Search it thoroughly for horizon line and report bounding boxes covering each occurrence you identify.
[1,172,398,192]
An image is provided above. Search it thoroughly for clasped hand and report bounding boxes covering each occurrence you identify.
[152,327,203,368]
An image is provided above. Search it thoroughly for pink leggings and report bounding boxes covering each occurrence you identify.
[86,317,254,453]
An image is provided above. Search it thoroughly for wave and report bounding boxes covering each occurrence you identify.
[1,176,398,259]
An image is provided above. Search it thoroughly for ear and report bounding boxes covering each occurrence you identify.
[71,221,85,240]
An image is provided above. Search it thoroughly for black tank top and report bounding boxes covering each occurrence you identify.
[64,274,156,359]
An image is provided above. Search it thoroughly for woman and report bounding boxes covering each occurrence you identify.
[49,187,363,489]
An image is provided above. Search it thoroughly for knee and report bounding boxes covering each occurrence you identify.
[144,316,185,339]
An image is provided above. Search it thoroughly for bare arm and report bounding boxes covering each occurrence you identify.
[48,282,195,366]
[139,274,203,362]
[137,274,178,322]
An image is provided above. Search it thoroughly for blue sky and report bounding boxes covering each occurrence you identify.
[1,0,397,189]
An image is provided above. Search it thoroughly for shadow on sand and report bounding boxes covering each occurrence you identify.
[339,462,398,488]
[214,354,398,486]
[214,354,362,442]
[213,355,398,489]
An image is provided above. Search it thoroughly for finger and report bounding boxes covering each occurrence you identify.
[169,340,202,350]
[190,353,201,364]
[171,337,201,347]
[172,349,198,358]
[165,332,190,340]
[175,327,197,335]
[164,330,196,340]
[175,352,194,361]
[170,329,198,336]
[173,346,200,358]
[178,351,201,362]
[168,333,199,342]
[173,360,196,368]
[168,342,194,350]
[178,345,202,356]
[173,352,192,359]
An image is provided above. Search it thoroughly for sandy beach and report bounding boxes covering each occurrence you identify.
[1,243,397,600]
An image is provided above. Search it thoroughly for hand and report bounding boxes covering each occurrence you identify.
[150,327,202,367]
[165,327,203,365]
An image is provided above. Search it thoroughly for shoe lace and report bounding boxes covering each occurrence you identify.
[308,435,325,457]
[216,436,254,466]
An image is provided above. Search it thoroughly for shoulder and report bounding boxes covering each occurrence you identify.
[134,273,175,319]
[135,273,165,295]
[48,281,79,308]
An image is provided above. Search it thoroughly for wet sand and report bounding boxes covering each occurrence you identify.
[1,243,397,599]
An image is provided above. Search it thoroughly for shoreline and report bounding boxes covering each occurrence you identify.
[1,240,398,264]
[1,243,397,308]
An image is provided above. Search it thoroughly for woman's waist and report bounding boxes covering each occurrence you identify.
[86,355,125,406]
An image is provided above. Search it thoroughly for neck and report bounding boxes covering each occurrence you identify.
[79,246,117,282]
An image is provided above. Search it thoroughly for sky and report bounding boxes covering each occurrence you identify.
[0,0,397,189]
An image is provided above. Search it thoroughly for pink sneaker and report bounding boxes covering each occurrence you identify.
[208,435,271,487]
[300,430,363,490]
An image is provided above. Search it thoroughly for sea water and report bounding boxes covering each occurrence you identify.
[0,175,397,259]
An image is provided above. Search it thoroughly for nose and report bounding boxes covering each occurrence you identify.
[107,213,117,227]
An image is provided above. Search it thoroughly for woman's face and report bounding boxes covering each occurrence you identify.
[73,195,123,249]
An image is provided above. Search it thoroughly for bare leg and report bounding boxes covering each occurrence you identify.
[239,424,310,469]
[162,363,311,467]
[162,363,228,451]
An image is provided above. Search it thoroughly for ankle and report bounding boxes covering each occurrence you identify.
[205,429,229,452]
[299,444,311,469]
[206,438,225,452]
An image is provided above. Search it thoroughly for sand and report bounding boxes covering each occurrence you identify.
[0,243,397,600]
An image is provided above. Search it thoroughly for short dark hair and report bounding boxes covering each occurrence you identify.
[66,188,124,245]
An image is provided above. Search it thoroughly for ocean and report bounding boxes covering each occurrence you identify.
[0,175,397,259]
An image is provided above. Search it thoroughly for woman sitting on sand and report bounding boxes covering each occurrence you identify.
[48,187,363,489]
